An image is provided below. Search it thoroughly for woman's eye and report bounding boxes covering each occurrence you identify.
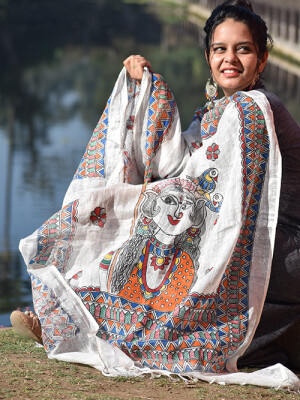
[237,46,251,53]
[212,46,225,53]
[161,196,176,205]
[181,202,193,210]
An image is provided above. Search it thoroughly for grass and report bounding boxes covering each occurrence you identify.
[0,329,299,400]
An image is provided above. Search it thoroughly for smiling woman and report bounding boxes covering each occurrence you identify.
[204,4,271,101]
[207,19,268,97]
[201,0,300,371]
[10,0,300,390]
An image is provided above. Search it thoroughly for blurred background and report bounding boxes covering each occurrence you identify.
[1,0,300,326]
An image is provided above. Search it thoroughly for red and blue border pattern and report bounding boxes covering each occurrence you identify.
[74,97,111,179]
[144,74,177,183]
[31,274,80,353]
[200,101,228,140]
[215,92,270,365]
[76,289,219,372]
[193,100,229,141]
[75,93,270,373]
[29,200,79,274]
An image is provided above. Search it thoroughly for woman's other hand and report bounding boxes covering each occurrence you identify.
[123,55,152,81]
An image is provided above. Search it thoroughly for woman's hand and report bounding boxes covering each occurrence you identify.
[123,55,152,81]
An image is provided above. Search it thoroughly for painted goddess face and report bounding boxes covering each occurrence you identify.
[153,188,196,238]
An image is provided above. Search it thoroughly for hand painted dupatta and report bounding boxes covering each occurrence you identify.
[20,68,299,388]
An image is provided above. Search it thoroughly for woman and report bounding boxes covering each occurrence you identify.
[203,0,300,370]
[124,0,300,369]
[11,0,300,387]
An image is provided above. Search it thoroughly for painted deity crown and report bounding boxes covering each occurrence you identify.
[152,177,198,195]
[152,168,218,200]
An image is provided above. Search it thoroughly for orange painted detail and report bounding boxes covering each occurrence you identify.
[117,252,195,312]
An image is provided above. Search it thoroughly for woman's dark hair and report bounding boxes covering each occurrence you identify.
[204,0,273,60]
[222,0,253,12]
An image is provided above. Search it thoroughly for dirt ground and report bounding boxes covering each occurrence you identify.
[0,329,299,400]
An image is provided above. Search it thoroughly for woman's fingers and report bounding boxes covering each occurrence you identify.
[123,55,152,81]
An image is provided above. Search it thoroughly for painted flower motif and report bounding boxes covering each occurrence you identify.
[150,255,171,271]
[90,207,106,228]
[206,143,220,161]
[187,227,200,238]
[126,115,135,130]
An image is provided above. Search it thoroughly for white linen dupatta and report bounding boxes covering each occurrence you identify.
[19,67,300,389]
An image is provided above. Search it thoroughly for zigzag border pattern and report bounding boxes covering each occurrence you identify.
[29,200,79,274]
[215,93,270,366]
[31,273,79,353]
[74,97,111,179]
[74,93,270,373]
[200,101,228,140]
[144,74,177,182]
[76,289,219,373]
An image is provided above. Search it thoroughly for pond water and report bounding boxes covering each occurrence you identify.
[1,0,299,326]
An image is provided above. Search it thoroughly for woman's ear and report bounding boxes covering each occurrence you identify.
[258,51,268,73]
[140,190,159,218]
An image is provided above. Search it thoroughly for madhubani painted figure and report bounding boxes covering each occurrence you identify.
[99,169,223,311]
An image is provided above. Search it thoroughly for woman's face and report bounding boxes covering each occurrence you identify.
[207,18,268,98]
[153,189,195,237]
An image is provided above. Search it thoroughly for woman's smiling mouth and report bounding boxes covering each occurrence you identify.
[168,215,180,225]
[222,69,241,77]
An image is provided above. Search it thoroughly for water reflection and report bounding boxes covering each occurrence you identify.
[0,0,207,324]
[1,0,300,325]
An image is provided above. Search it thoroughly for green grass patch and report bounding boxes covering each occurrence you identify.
[0,329,299,400]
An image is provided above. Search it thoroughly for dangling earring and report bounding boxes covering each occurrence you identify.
[249,72,259,91]
[205,77,218,110]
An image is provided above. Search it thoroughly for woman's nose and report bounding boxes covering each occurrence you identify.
[174,205,184,219]
[224,49,238,63]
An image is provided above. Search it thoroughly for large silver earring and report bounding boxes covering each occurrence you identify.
[205,77,218,110]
